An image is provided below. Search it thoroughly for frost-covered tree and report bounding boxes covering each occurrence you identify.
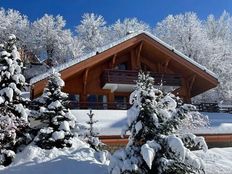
[85,110,103,151]
[192,11,232,102]
[29,14,79,63]
[68,36,84,59]
[0,8,30,48]
[206,11,232,41]
[109,72,207,174]
[35,70,75,149]
[204,12,232,101]
[111,18,150,39]
[154,12,209,64]
[76,13,108,52]
[0,35,31,166]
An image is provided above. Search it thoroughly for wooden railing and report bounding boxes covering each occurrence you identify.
[101,69,182,87]
[69,101,232,113]
[100,134,232,148]
[194,103,232,113]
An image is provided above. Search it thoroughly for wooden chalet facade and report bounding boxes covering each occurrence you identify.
[30,32,218,109]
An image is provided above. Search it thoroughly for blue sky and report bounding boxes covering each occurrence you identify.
[1,0,232,31]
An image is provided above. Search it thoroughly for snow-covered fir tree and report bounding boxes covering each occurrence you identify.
[109,72,207,174]
[35,70,75,149]
[85,110,103,151]
[0,34,31,166]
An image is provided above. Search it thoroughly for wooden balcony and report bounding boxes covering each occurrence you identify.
[101,69,182,89]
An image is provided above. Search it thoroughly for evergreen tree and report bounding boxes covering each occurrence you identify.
[85,110,103,151]
[109,72,207,174]
[0,34,30,166]
[35,70,75,149]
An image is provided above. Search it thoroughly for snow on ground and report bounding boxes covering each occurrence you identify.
[72,110,232,135]
[1,110,232,174]
[195,148,232,174]
[1,137,232,174]
[194,112,232,134]
[72,110,128,135]
[0,137,108,174]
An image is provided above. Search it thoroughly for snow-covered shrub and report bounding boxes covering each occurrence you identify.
[179,110,209,132]
[0,34,31,166]
[109,72,207,174]
[85,110,104,151]
[34,70,75,149]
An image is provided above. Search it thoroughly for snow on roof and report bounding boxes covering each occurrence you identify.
[30,31,218,85]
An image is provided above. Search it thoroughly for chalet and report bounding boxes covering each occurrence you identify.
[30,32,219,109]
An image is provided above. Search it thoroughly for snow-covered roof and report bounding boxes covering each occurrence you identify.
[30,31,218,85]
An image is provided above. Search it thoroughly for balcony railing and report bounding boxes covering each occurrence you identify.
[101,69,182,87]
[194,103,232,113]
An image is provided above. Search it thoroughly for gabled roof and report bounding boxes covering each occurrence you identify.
[30,31,218,85]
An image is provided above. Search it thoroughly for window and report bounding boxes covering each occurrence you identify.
[115,96,128,109]
[115,63,128,70]
[68,94,80,109]
[87,94,107,109]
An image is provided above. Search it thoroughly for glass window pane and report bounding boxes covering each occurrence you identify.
[68,94,80,109]
[115,96,127,109]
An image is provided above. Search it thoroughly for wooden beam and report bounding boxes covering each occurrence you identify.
[157,63,161,73]
[140,57,157,72]
[163,59,170,73]
[172,87,181,96]
[83,68,89,95]
[30,85,35,100]
[184,81,191,103]
[136,41,143,69]
[188,75,196,92]
[108,92,114,103]
[130,49,137,69]
[110,54,117,68]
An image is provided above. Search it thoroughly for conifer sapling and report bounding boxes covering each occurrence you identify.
[35,70,75,149]
[85,109,103,151]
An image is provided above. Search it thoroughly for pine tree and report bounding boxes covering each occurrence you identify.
[109,72,207,174]
[0,34,31,166]
[35,70,75,149]
[85,110,103,151]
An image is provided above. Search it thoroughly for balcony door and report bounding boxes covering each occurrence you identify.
[87,94,107,109]
[68,94,80,109]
